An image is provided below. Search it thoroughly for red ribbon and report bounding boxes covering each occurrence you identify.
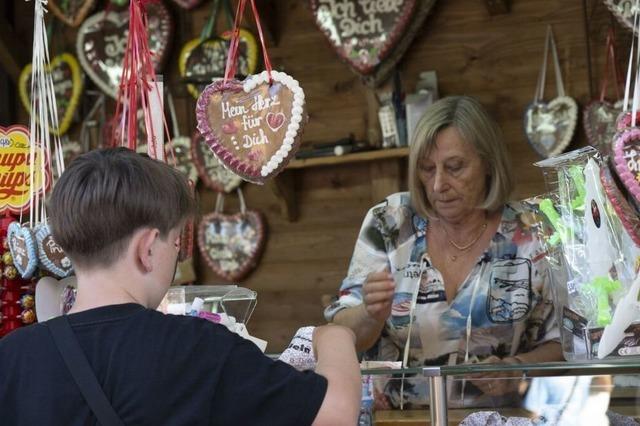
[599,27,623,103]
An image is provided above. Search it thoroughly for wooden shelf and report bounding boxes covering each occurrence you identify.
[271,147,409,222]
[287,147,410,169]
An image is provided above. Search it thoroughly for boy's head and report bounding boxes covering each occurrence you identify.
[48,148,197,279]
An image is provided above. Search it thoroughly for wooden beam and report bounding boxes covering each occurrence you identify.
[0,15,28,84]
[484,0,510,15]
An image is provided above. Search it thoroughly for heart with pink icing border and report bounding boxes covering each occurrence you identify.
[196,70,306,184]
[612,127,640,205]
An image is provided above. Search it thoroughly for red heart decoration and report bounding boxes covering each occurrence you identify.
[48,0,96,27]
[196,71,306,184]
[76,3,173,98]
[309,0,436,85]
[197,210,266,282]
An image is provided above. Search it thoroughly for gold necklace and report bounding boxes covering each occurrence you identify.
[440,222,487,261]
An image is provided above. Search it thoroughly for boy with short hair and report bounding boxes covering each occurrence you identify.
[0,148,361,425]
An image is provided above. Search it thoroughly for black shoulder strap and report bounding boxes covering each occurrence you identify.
[47,315,125,426]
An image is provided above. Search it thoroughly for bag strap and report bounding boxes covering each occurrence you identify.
[47,315,125,426]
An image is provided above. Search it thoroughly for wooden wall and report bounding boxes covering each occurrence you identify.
[6,0,627,351]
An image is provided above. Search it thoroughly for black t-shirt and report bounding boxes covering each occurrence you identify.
[0,304,328,425]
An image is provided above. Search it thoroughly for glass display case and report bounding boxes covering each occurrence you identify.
[360,360,640,425]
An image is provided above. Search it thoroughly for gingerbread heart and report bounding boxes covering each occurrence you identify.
[615,110,640,132]
[7,222,38,279]
[170,0,203,10]
[76,3,172,98]
[583,100,623,150]
[35,223,74,278]
[612,127,640,205]
[196,71,306,184]
[197,210,266,281]
[601,164,640,246]
[309,0,436,84]
[191,132,243,193]
[604,1,637,34]
[180,29,259,99]
[166,136,199,184]
[524,96,578,158]
[48,0,96,27]
[19,53,84,136]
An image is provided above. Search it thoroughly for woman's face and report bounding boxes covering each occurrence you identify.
[418,127,488,223]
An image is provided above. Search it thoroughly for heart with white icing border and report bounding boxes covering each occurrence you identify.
[524,96,578,158]
[196,70,306,183]
[191,132,243,193]
[583,100,623,150]
[197,210,266,281]
[36,223,74,278]
[7,222,38,279]
[612,127,640,205]
[76,3,172,98]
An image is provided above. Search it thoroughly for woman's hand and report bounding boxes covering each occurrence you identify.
[468,355,523,397]
[362,270,395,322]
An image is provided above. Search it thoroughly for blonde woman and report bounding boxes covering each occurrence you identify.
[326,96,562,407]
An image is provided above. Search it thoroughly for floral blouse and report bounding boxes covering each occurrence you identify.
[324,192,559,407]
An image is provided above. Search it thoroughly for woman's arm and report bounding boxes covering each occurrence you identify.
[505,340,563,364]
[333,304,386,353]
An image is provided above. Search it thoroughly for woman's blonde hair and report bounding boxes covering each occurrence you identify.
[408,95,513,218]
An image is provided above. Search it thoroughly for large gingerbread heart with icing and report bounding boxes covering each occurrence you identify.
[36,223,74,278]
[196,71,306,184]
[604,1,637,34]
[180,29,259,99]
[583,100,623,151]
[19,53,84,136]
[191,132,243,193]
[309,0,436,84]
[601,164,640,246]
[76,3,172,98]
[48,0,96,27]
[524,96,578,158]
[197,210,266,282]
[612,127,640,205]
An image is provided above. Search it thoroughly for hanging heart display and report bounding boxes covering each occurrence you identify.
[18,53,84,136]
[616,110,640,131]
[600,165,640,246]
[584,101,623,150]
[524,26,577,158]
[196,71,306,183]
[167,136,199,184]
[309,0,436,85]
[197,191,266,282]
[612,127,640,205]
[604,1,637,34]
[170,0,203,10]
[48,0,96,27]
[35,223,74,278]
[7,222,38,280]
[180,29,259,99]
[191,132,243,193]
[76,3,173,98]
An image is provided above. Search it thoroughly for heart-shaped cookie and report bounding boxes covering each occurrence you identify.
[309,0,436,84]
[612,127,640,205]
[180,29,259,99]
[35,223,74,278]
[196,70,306,183]
[19,53,84,136]
[524,96,578,158]
[48,0,96,27]
[7,222,38,279]
[583,100,623,150]
[615,110,640,132]
[197,210,266,281]
[166,136,199,184]
[0,125,51,215]
[604,1,637,34]
[601,164,640,246]
[76,3,173,98]
[191,132,243,193]
[170,0,203,10]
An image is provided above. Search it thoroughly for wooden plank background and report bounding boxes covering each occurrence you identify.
[6,0,628,351]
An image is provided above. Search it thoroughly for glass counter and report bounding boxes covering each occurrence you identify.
[358,360,640,425]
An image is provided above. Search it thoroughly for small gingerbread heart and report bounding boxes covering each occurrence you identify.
[524,96,578,158]
[7,222,38,279]
[583,100,623,150]
[197,210,266,282]
[196,70,306,183]
[166,136,199,184]
[35,223,74,278]
[191,132,243,193]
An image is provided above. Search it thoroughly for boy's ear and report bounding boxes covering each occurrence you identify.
[135,228,159,272]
